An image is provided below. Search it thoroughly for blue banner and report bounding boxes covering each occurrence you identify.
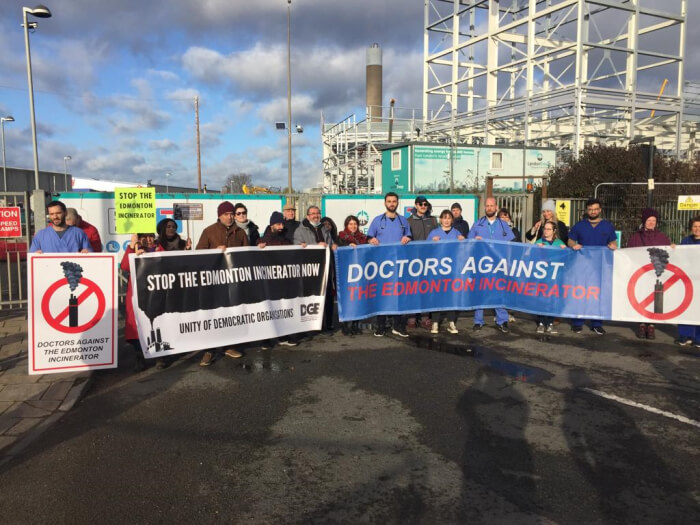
[335,240,614,321]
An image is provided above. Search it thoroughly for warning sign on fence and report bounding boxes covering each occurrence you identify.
[677,195,700,211]
[28,253,118,375]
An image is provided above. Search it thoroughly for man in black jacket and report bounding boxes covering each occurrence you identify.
[451,202,470,237]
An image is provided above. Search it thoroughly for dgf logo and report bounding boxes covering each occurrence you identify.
[300,303,320,318]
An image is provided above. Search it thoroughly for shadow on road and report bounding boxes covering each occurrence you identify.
[562,367,699,523]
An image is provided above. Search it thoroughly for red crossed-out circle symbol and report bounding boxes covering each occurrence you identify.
[41,277,106,334]
[627,263,693,321]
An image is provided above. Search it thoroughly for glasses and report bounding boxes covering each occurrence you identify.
[235,211,247,216]
[417,202,428,206]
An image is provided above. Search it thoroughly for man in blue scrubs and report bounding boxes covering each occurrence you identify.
[567,198,617,335]
[367,192,412,337]
[467,197,515,333]
[30,200,91,254]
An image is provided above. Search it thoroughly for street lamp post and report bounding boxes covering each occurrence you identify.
[286,0,292,196]
[166,172,171,192]
[1,116,15,191]
[63,155,71,192]
[22,4,52,192]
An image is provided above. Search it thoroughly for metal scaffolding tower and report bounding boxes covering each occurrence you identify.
[422,0,691,156]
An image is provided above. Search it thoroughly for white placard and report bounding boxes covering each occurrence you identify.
[28,253,118,374]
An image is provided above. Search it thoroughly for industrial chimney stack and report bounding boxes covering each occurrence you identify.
[366,43,382,122]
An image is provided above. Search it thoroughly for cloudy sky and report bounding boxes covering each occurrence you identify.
[0,0,696,192]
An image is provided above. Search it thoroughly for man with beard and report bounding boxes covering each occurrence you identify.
[258,211,299,348]
[366,192,412,338]
[65,208,103,252]
[451,202,470,237]
[567,198,617,335]
[29,201,91,253]
[294,205,336,333]
[467,197,515,333]
[195,201,248,365]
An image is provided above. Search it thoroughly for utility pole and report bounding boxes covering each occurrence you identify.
[195,96,202,193]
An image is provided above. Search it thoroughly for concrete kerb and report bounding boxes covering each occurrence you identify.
[0,310,96,466]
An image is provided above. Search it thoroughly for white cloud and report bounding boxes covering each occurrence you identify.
[149,139,179,151]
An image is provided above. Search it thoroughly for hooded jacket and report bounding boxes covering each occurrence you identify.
[407,211,438,241]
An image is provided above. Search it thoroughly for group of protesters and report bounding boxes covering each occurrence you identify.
[29,196,700,372]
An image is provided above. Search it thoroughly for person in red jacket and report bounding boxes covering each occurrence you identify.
[626,208,672,340]
[120,232,158,372]
[65,208,102,253]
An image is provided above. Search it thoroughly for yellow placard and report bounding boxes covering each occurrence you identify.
[114,187,156,234]
[555,199,570,226]
[677,195,700,211]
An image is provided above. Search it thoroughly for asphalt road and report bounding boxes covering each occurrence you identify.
[0,319,698,524]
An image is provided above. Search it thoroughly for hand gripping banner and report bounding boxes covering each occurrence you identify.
[130,245,329,357]
[335,240,699,324]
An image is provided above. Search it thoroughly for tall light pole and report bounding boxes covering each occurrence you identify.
[1,116,15,191]
[166,171,171,192]
[22,4,52,192]
[63,155,71,192]
[286,0,292,196]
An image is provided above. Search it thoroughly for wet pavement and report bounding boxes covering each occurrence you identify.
[0,315,698,523]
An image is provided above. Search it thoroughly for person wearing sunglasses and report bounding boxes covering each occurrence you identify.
[233,203,261,246]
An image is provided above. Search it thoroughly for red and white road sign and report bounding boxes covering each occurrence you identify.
[28,254,118,375]
[0,207,22,237]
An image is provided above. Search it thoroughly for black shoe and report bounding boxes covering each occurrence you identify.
[341,325,350,336]
[592,326,606,335]
[496,322,509,333]
[351,324,362,335]
[260,340,273,350]
[571,325,583,333]
[373,328,385,337]
[391,328,409,338]
[472,324,483,332]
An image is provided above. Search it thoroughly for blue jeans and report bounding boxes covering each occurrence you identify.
[474,308,509,326]
[572,318,603,329]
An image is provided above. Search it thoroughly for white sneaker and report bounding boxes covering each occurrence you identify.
[536,323,545,334]
[546,324,557,334]
[447,322,458,334]
[431,322,439,334]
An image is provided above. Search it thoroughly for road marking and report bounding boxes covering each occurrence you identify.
[581,388,700,429]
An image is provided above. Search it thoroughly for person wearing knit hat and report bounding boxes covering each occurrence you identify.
[194,200,249,366]
[255,208,300,349]
[451,202,470,237]
[525,199,569,244]
[627,207,672,341]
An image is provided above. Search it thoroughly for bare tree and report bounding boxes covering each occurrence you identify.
[222,173,252,193]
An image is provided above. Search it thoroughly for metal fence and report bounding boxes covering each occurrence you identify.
[492,193,534,242]
[594,183,700,246]
[0,192,31,309]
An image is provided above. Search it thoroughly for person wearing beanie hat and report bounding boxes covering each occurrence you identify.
[195,200,249,366]
[268,211,284,225]
[451,202,470,237]
[627,207,672,341]
[525,199,568,244]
